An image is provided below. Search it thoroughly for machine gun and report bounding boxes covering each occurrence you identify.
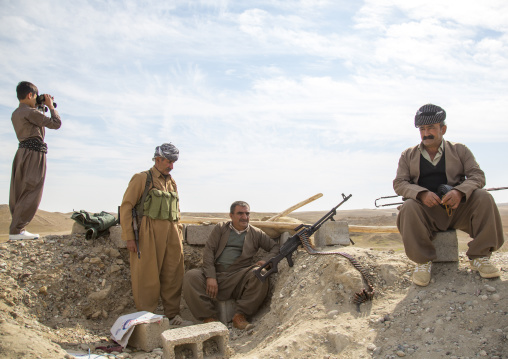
[254,193,352,282]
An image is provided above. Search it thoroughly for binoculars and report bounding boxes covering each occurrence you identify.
[35,94,57,112]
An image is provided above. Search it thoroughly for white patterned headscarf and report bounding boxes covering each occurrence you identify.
[153,143,179,162]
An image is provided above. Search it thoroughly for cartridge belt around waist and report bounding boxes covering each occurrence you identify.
[142,188,179,221]
[19,138,48,153]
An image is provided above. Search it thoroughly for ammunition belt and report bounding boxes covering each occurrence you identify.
[299,232,375,310]
[19,138,48,153]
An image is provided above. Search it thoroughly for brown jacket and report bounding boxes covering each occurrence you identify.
[203,221,280,279]
[11,103,61,141]
[393,140,485,201]
[120,166,179,242]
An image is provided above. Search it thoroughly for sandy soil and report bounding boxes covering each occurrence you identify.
[0,205,507,359]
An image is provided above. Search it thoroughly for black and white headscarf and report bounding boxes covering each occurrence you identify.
[414,104,446,127]
[153,143,179,162]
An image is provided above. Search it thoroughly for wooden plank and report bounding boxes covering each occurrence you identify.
[266,193,323,222]
[181,217,399,233]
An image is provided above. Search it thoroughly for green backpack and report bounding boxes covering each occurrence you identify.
[71,210,118,240]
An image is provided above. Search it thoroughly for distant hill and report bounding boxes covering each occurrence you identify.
[1,202,506,242]
[0,204,74,240]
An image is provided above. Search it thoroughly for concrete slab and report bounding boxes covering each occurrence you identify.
[215,300,235,324]
[185,224,215,246]
[280,232,290,247]
[433,230,459,262]
[313,221,350,248]
[71,222,86,235]
[128,317,171,352]
[109,225,126,249]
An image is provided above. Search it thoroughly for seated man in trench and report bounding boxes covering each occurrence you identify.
[183,200,279,329]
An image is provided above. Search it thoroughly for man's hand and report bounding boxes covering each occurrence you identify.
[441,189,464,210]
[126,240,137,253]
[206,278,218,298]
[44,94,55,110]
[256,260,266,266]
[417,191,441,208]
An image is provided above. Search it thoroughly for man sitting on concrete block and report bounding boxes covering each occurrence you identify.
[394,104,504,287]
[183,201,279,330]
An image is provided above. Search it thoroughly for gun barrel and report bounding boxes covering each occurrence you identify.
[310,193,352,231]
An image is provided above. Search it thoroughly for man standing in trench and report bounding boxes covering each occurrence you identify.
[120,143,189,325]
[183,201,279,329]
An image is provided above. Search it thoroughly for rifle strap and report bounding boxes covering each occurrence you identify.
[136,170,153,218]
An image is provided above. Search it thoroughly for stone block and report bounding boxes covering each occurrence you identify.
[313,221,350,248]
[161,322,229,359]
[71,222,86,235]
[109,225,126,249]
[279,232,290,247]
[128,317,170,351]
[432,230,458,262]
[215,300,236,324]
[185,224,215,246]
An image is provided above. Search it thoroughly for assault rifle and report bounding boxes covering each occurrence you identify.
[132,208,141,259]
[254,193,352,282]
[374,186,508,208]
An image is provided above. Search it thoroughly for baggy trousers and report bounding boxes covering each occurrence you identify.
[129,216,184,318]
[397,189,504,263]
[183,265,269,320]
[9,148,46,234]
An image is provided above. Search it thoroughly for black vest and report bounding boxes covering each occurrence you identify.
[418,150,447,194]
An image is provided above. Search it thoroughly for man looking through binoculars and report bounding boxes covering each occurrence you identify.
[9,81,61,240]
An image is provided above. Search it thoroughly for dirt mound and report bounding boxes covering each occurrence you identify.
[233,250,508,358]
[1,232,507,359]
[1,206,507,358]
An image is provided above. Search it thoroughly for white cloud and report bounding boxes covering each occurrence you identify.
[1,0,507,213]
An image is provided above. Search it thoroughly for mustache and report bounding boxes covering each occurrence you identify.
[423,135,434,140]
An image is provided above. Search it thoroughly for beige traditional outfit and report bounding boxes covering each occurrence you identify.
[394,140,504,263]
[120,166,184,318]
[183,221,279,320]
[9,103,61,234]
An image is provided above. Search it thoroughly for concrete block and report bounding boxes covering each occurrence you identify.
[280,232,290,247]
[109,225,126,249]
[313,221,350,248]
[185,224,215,246]
[432,230,458,262]
[71,222,86,235]
[161,322,229,359]
[215,300,236,324]
[128,317,170,351]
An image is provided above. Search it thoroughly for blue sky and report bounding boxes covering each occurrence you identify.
[1,0,507,214]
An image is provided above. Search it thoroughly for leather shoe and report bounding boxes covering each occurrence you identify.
[232,313,253,330]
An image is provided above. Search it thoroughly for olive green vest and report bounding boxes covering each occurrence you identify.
[143,188,179,221]
[134,170,179,222]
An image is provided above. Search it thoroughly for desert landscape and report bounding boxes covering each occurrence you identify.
[0,203,507,359]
